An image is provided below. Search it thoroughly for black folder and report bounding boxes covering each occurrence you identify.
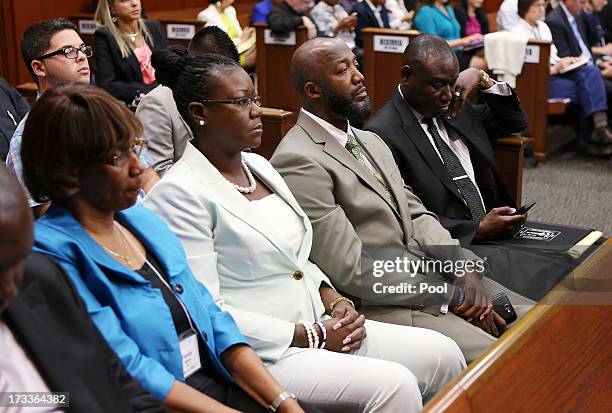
[485,221,598,252]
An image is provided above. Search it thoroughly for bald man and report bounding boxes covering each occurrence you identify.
[0,164,165,412]
[271,38,533,362]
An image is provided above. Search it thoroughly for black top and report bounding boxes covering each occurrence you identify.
[0,78,29,160]
[453,5,490,37]
[3,252,166,412]
[136,253,218,387]
[93,19,169,104]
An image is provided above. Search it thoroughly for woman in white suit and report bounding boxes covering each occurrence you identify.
[143,48,466,412]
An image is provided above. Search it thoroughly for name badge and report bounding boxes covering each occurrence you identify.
[179,330,202,378]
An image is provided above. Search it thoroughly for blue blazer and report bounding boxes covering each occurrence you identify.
[414,5,461,43]
[33,204,248,401]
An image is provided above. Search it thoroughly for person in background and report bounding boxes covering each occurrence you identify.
[454,0,490,38]
[598,3,612,43]
[545,0,612,155]
[583,0,612,78]
[0,78,29,161]
[136,27,240,177]
[268,0,321,39]
[386,0,415,30]
[198,0,257,69]
[24,83,312,413]
[310,0,357,50]
[0,163,166,413]
[414,0,485,69]
[7,18,159,218]
[252,0,284,24]
[353,0,391,49]
[94,0,168,106]
[497,0,520,31]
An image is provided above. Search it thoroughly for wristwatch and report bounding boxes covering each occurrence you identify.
[268,391,297,412]
[477,70,491,89]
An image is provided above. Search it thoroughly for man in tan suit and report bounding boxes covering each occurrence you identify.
[270,38,532,362]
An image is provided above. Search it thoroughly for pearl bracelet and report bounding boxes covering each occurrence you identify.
[315,321,327,349]
[298,321,320,349]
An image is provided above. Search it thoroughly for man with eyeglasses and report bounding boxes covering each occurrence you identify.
[6,18,158,217]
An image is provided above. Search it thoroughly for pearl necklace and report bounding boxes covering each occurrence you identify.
[226,158,257,193]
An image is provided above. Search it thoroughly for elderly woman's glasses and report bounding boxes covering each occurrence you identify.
[108,138,148,167]
[36,45,93,61]
[201,95,262,110]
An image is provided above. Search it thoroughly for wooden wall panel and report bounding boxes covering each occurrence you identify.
[1,0,254,85]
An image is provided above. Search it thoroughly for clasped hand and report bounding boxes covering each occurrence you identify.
[320,302,367,353]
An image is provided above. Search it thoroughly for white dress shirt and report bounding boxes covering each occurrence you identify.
[0,321,56,413]
[397,82,512,211]
[301,108,385,182]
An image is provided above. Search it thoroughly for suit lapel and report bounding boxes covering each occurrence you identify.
[557,8,581,55]
[391,90,464,203]
[126,52,142,80]
[446,111,496,168]
[296,112,398,214]
[182,144,300,264]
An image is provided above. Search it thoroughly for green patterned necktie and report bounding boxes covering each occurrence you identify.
[345,134,398,210]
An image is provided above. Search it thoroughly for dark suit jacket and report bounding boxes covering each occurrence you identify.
[0,77,29,160]
[366,88,527,246]
[94,20,168,104]
[267,2,322,35]
[598,4,612,44]
[2,252,166,413]
[353,1,390,48]
[453,5,489,37]
[545,5,592,58]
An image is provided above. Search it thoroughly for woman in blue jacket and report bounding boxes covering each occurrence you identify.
[414,0,485,69]
[21,83,308,413]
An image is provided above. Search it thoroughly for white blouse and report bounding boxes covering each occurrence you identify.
[249,193,306,256]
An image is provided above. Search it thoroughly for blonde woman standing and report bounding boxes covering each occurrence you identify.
[94,0,168,105]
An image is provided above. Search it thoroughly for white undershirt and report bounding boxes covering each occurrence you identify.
[0,321,57,413]
[250,193,306,256]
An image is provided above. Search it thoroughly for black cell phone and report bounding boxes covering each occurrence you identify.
[512,200,536,216]
[491,292,517,324]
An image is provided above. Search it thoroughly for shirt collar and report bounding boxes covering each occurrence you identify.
[301,108,354,147]
[397,85,427,123]
[365,0,382,12]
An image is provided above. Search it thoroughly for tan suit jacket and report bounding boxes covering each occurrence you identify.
[271,111,481,310]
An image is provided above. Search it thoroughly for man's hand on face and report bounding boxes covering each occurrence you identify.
[475,206,527,241]
[446,68,482,118]
[451,271,492,322]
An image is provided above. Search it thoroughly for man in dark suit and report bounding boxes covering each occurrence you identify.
[353,0,391,48]
[0,163,165,412]
[366,35,528,247]
[546,0,612,153]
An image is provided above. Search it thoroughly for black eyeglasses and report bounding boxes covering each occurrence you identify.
[107,138,148,167]
[36,45,93,61]
[201,95,262,110]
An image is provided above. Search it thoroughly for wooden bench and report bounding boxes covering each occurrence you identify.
[361,28,527,204]
[423,237,612,412]
[256,108,297,159]
[255,23,309,111]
